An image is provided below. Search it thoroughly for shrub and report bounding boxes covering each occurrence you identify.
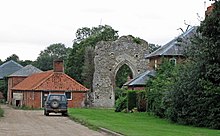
[127,90,137,111]
[0,106,4,117]
[146,60,177,117]
[136,91,147,112]
[115,96,127,112]
[170,64,220,129]
[115,88,127,101]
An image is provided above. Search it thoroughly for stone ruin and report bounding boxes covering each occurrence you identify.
[92,35,149,107]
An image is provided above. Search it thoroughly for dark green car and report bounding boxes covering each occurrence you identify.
[44,94,68,116]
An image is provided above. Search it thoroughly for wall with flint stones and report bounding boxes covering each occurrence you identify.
[93,35,149,107]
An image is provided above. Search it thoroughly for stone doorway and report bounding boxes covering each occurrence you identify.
[92,36,149,107]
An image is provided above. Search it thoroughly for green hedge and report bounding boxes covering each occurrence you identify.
[0,106,4,117]
[136,91,147,112]
[127,90,137,111]
[115,90,147,112]
[115,96,127,112]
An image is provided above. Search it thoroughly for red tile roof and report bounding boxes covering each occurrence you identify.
[12,71,88,91]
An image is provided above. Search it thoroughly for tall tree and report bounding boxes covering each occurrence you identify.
[74,27,92,43]
[19,60,33,66]
[33,43,70,71]
[82,46,95,89]
[66,25,118,83]
[146,59,178,118]
[170,1,220,129]
[148,44,161,53]
[5,54,19,62]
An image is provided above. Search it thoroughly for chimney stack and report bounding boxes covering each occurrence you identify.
[53,60,64,72]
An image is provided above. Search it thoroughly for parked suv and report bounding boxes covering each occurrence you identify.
[44,94,68,116]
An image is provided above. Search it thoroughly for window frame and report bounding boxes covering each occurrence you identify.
[65,92,72,100]
[169,58,177,65]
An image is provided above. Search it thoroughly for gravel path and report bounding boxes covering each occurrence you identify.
[0,105,107,136]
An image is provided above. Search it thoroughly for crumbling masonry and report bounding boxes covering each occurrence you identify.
[93,36,149,107]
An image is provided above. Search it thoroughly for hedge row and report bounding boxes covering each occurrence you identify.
[115,90,147,112]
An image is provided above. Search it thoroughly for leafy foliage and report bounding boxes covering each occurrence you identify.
[115,64,133,88]
[168,1,220,129]
[81,46,95,89]
[0,80,5,102]
[0,78,8,101]
[127,90,137,110]
[115,89,147,112]
[0,106,4,117]
[115,95,127,112]
[115,87,127,100]
[148,44,161,53]
[33,43,70,71]
[115,88,127,112]
[146,60,177,117]
[66,25,118,83]
[5,54,20,62]
[136,90,147,112]
[1,54,33,67]
[0,80,5,93]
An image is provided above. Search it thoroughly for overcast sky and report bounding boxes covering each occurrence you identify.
[0,0,213,61]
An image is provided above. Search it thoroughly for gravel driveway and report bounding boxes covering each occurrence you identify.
[0,105,107,136]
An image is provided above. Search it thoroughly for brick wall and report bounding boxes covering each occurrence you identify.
[8,77,26,104]
[71,92,86,108]
[20,91,86,108]
[22,91,41,108]
[128,86,145,91]
[147,56,185,70]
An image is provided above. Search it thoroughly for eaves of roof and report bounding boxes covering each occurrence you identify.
[124,70,156,86]
[12,70,88,92]
[146,26,197,59]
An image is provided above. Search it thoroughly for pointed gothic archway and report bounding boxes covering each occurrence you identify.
[92,36,149,107]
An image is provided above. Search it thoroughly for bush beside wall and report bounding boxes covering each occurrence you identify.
[0,106,4,117]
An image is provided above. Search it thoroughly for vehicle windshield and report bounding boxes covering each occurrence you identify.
[49,95,66,101]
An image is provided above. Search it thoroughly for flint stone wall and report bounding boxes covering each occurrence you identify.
[93,35,149,107]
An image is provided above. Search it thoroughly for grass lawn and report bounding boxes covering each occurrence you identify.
[68,108,220,136]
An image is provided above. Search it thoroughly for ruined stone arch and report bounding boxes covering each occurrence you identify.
[93,36,149,107]
[113,57,137,79]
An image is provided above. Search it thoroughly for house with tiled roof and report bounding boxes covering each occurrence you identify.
[7,65,42,104]
[146,26,197,70]
[0,60,23,79]
[123,27,197,91]
[11,60,88,108]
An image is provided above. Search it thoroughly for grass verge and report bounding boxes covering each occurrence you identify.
[68,108,220,136]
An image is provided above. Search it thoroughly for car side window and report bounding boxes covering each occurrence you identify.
[61,95,66,101]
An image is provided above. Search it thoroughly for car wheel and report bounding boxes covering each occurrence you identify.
[50,99,60,109]
[44,110,49,116]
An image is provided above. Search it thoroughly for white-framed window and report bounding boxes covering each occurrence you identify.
[65,92,72,100]
[170,58,177,65]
